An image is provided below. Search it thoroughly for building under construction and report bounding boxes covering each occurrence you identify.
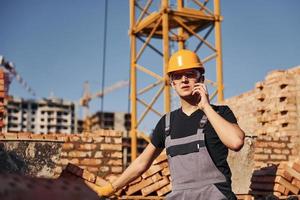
[0,1,300,200]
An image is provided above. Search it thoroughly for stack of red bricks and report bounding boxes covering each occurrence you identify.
[0,164,102,200]
[0,68,9,132]
[60,162,109,188]
[58,151,171,199]
[250,160,300,198]
[122,150,171,199]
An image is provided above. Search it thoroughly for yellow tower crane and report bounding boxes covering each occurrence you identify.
[129,0,224,161]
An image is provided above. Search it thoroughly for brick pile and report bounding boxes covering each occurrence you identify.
[0,68,9,133]
[50,153,170,199]
[250,160,300,198]
[0,165,101,200]
[123,150,171,199]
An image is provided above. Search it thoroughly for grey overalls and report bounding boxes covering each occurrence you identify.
[165,112,228,200]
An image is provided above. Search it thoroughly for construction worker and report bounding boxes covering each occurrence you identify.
[91,49,245,199]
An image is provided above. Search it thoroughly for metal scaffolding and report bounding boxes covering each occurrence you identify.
[129,0,224,161]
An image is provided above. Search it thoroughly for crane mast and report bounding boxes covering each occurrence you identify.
[129,0,224,161]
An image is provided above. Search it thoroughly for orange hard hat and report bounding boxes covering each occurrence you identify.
[167,49,204,74]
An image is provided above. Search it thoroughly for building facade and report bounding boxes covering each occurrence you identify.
[0,68,9,133]
[87,111,131,132]
[5,97,76,134]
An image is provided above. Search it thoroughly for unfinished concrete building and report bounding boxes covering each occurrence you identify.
[88,111,131,132]
[5,97,76,134]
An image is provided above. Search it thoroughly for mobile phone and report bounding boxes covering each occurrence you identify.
[193,75,204,102]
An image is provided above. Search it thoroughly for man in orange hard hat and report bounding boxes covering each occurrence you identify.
[89,49,245,200]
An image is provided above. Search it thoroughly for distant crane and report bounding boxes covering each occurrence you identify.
[0,55,36,96]
[79,80,129,120]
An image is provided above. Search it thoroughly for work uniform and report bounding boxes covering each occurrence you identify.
[151,105,237,200]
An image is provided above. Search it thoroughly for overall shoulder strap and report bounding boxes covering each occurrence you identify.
[198,109,220,128]
[165,112,171,136]
[199,114,208,128]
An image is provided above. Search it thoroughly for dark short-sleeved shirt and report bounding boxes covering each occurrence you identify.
[150,105,238,199]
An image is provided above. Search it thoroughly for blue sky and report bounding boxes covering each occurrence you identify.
[0,0,299,132]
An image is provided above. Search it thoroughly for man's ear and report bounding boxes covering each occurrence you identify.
[170,80,175,88]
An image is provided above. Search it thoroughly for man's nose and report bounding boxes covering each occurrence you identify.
[181,75,188,82]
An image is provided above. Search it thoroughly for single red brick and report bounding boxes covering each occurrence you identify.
[80,158,102,166]
[86,167,99,174]
[69,135,81,142]
[81,136,93,142]
[100,144,122,151]
[270,154,287,160]
[111,166,123,173]
[254,154,269,161]
[94,151,103,158]
[78,144,97,151]
[263,148,272,154]
[92,136,104,143]
[107,159,122,166]
[68,151,92,158]
[113,137,122,144]
[62,143,74,150]
[273,148,282,154]
[254,141,268,148]
[110,152,122,158]
[105,137,112,143]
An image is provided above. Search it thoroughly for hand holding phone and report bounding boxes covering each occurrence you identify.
[192,82,209,109]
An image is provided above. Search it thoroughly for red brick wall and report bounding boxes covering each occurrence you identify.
[56,130,123,181]
[224,66,300,168]
[254,135,297,169]
[0,130,123,181]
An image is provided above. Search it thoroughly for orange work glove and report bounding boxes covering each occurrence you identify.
[85,181,116,197]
